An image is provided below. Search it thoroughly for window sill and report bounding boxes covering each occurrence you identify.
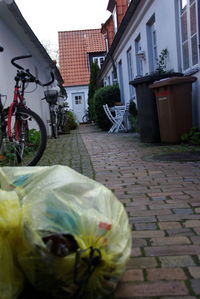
[184,66,200,76]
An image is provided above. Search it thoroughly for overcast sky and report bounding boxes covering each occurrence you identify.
[15,0,111,48]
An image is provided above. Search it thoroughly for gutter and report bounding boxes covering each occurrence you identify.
[98,0,141,79]
[2,0,63,84]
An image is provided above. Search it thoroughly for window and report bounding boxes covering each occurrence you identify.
[92,56,105,68]
[75,95,82,105]
[107,75,111,86]
[127,48,135,99]
[118,60,125,103]
[147,15,158,72]
[135,35,143,76]
[111,70,118,84]
[180,0,199,70]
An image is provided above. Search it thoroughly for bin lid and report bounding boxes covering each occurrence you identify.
[130,72,183,86]
[149,76,197,89]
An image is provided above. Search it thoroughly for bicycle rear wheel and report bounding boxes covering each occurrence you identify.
[82,114,88,123]
[1,108,47,166]
[50,110,58,138]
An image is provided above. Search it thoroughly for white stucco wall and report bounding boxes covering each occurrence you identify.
[65,85,89,123]
[0,3,60,136]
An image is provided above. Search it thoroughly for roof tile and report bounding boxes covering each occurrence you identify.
[58,29,106,86]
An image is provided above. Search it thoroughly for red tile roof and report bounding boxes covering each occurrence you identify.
[58,29,106,86]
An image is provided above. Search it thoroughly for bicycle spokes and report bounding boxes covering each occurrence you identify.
[0,109,46,166]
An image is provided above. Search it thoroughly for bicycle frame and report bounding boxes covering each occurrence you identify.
[7,85,25,140]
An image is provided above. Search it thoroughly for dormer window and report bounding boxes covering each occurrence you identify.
[92,56,105,68]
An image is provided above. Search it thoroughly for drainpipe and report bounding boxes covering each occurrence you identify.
[109,53,118,84]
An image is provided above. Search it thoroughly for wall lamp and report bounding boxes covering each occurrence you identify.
[136,50,146,61]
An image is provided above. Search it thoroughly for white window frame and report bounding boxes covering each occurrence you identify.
[118,60,125,103]
[135,34,143,76]
[126,47,135,99]
[92,56,104,68]
[147,14,157,72]
[75,95,82,105]
[179,0,199,71]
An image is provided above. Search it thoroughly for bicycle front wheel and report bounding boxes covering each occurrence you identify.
[2,108,47,166]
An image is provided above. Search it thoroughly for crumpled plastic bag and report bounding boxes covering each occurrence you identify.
[0,165,131,299]
[0,189,24,299]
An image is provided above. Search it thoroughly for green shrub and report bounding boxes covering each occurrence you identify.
[66,111,78,130]
[88,62,100,121]
[181,126,200,145]
[94,85,120,130]
[128,101,137,117]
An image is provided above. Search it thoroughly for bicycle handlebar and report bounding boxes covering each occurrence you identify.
[0,46,4,52]
[38,72,55,87]
[11,54,32,70]
[11,54,55,86]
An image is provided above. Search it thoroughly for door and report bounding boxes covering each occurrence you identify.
[72,93,85,122]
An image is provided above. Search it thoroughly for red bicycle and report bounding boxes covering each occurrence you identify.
[0,51,54,166]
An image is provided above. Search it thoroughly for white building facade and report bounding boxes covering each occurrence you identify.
[0,0,64,136]
[65,85,89,122]
[100,0,200,127]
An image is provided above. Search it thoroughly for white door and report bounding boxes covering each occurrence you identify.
[72,93,85,122]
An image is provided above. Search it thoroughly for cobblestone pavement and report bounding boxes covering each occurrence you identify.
[40,124,200,299]
[38,129,95,179]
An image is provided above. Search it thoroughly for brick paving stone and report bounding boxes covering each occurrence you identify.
[191,279,200,295]
[190,236,200,244]
[159,256,195,267]
[149,203,190,210]
[158,214,200,221]
[130,209,172,217]
[194,227,200,234]
[134,222,157,230]
[173,208,193,214]
[127,257,158,269]
[147,268,187,280]
[184,220,200,227]
[131,248,142,257]
[188,267,200,278]
[150,236,191,246]
[121,269,144,282]
[145,245,200,256]
[132,238,147,248]
[163,297,196,299]
[166,228,195,237]
[132,230,165,238]
[159,222,182,229]
[130,216,157,223]
[115,281,188,297]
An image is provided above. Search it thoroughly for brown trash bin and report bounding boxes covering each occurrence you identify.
[150,76,197,143]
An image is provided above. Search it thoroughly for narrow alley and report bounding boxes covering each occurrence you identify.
[39,124,200,298]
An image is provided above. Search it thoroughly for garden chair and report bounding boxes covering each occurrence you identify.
[103,104,126,133]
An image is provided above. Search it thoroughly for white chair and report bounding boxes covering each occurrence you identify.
[103,104,126,133]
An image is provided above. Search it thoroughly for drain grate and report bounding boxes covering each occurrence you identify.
[152,151,200,162]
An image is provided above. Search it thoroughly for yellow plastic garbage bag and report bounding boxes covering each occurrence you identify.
[0,190,24,299]
[0,166,132,299]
